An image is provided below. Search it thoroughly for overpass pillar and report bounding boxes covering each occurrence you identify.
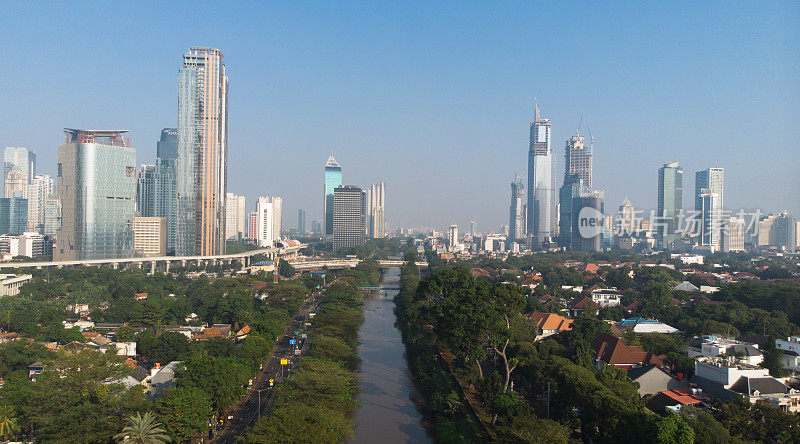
[150,261,156,275]
[165,261,170,273]
[181,260,186,267]
[112,262,118,270]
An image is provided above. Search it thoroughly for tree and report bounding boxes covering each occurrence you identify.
[278,259,296,278]
[0,405,19,442]
[114,411,171,444]
[155,386,212,442]
[176,355,249,414]
[144,331,190,365]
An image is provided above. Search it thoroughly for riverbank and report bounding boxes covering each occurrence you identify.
[394,260,487,442]
[350,267,432,443]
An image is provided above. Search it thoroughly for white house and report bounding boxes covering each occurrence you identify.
[590,287,621,308]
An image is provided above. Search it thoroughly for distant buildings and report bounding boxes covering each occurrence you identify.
[323,155,342,237]
[132,217,167,257]
[570,189,605,252]
[722,217,746,252]
[527,104,556,247]
[0,198,29,235]
[757,212,797,252]
[509,177,525,243]
[136,165,156,217]
[366,182,385,238]
[154,128,177,255]
[448,224,459,250]
[695,168,724,251]
[255,197,282,248]
[225,193,247,241]
[176,47,228,256]
[27,174,54,234]
[565,133,593,187]
[55,129,136,260]
[297,209,306,234]
[332,186,365,250]
[657,161,683,247]
[4,147,36,198]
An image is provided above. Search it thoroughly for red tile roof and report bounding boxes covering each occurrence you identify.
[525,311,573,332]
[591,333,664,367]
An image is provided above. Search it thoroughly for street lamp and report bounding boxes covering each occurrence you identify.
[255,388,271,419]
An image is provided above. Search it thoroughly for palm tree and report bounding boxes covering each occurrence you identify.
[0,405,19,442]
[114,411,171,444]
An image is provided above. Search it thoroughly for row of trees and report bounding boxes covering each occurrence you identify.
[244,262,379,442]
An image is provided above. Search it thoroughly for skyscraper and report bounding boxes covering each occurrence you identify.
[55,129,136,260]
[448,224,459,250]
[155,128,178,255]
[698,188,721,250]
[657,161,683,247]
[137,165,156,217]
[4,170,27,199]
[332,186,365,250]
[3,147,36,198]
[618,197,637,235]
[558,173,584,248]
[42,198,60,237]
[271,196,282,242]
[297,209,306,233]
[324,155,342,236]
[526,104,556,247]
[0,198,28,235]
[509,177,525,243]
[695,168,724,212]
[565,134,593,187]
[176,47,228,256]
[571,189,604,252]
[366,182,385,238]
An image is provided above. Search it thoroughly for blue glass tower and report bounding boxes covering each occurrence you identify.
[324,155,342,236]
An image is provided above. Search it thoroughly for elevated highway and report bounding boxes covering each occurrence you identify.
[289,258,427,271]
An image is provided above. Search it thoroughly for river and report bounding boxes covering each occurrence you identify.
[350,267,433,443]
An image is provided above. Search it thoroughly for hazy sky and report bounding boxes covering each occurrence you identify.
[2,2,798,233]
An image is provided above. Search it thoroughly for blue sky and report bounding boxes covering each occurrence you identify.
[1,2,798,232]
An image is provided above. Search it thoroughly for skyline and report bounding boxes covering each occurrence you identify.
[2,2,799,233]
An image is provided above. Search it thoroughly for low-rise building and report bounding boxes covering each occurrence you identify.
[776,336,800,371]
[627,364,686,396]
[590,287,622,307]
[616,317,680,334]
[525,311,573,340]
[688,336,763,366]
[0,274,32,296]
[591,333,664,369]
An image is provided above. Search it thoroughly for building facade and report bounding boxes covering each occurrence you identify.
[332,186,365,250]
[558,173,585,248]
[0,198,28,235]
[657,161,683,247]
[255,197,275,248]
[297,209,306,233]
[695,168,724,212]
[526,104,556,247]
[176,47,228,256]
[137,165,156,217]
[571,189,604,252]
[3,147,36,198]
[27,174,53,233]
[132,217,167,257]
[565,134,593,188]
[225,193,247,240]
[55,129,136,260]
[323,155,342,236]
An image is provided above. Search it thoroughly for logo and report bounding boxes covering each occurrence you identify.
[578,206,605,239]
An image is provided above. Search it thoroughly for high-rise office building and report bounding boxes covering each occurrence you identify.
[132,217,167,257]
[3,147,36,198]
[225,193,246,240]
[469,221,477,237]
[526,104,556,247]
[509,177,525,243]
[176,47,228,256]
[298,209,306,233]
[27,174,53,233]
[255,197,275,248]
[657,161,683,247]
[697,188,721,250]
[0,198,28,235]
[42,198,60,237]
[55,129,136,260]
[332,186,365,250]
[565,134,592,187]
[758,212,797,252]
[571,189,604,252]
[722,217,746,252]
[4,170,27,199]
[695,168,724,212]
[366,182,385,238]
[137,165,156,217]
[324,155,342,236]
[558,173,585,248]
[155,128,178,255]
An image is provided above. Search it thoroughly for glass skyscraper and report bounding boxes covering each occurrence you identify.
[695,168,724,211]
[509,177,525,243]
[177,47,228,256]
[3,147,36,199]
[695,168,724,250]
[558,173,584,248]
[55,129,136,260]
[333,185,365,250]
[155,128,178,255]
[324,155,342,236]
[137,165,156,217]
[526,104,556,247]
[0,198,28,235]
[657,161,683,247]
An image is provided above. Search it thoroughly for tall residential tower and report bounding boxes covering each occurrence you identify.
[657,161,683,247]
[323,155,342,236]
[509,177,525,243]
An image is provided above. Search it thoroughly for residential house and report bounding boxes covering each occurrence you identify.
[616,318,680,334]
[688,336,763,366]
[590,333,665,369]
[525,311,573,340]
[627,364,686,396]
[646,388,704,414]
[674,281,700,292]
[590,287,621,308]
[775,336,800,371]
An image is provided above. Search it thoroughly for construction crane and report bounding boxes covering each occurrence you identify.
[586,126,595,154]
